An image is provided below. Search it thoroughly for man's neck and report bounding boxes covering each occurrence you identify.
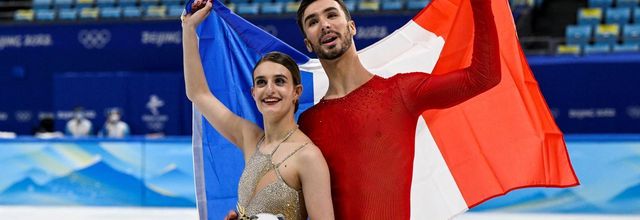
[320,50,373,99]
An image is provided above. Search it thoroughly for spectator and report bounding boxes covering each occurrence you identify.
[66,107,92,137]
[99,109,130,138]
[34,114,63,138]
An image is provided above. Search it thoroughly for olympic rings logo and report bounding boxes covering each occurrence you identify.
[15,111,32,122]
[78,29,111,49]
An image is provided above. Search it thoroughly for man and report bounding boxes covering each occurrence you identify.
[295,0,500,219]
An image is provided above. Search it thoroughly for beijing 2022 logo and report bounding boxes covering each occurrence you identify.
[78,29,111,49]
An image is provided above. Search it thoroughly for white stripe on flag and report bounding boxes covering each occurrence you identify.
[412,117,468,219]
[192,105,208,220]
[298,59,326,104]
[359,21,444,77]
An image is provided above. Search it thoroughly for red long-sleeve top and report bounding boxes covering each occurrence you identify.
[299,1,501,219]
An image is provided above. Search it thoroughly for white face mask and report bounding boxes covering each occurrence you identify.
[108,114,120,123]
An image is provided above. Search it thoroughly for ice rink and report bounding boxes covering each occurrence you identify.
[0,206,637,220]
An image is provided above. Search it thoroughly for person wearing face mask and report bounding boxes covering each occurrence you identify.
[99,109,130,138]
[65,106,93,137]
[182,1,334,219]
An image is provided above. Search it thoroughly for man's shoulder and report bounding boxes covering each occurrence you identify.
[387,72,430,80]
[384,72,432,87]
[299,105,319,121]
[298,104,330,129]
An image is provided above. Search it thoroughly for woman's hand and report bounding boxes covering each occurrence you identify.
[181,0,213,30]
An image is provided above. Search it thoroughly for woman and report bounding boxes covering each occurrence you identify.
[182,1,334,219]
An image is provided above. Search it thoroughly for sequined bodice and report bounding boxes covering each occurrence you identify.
[237,143,307,220]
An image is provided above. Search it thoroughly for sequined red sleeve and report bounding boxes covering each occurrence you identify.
[397,0,501,115]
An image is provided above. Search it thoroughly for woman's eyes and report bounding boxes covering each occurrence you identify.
[255,78,286,87]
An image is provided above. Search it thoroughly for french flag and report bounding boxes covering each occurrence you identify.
[190,0,579,219]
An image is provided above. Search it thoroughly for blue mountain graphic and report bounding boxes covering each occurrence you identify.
[610,182,640,202]
[1,177,45,194]
[25,167,54,185]
[83,145,143,178]
[472,190,549,211]
[606,182,640,213]
[0,160,194,206]
[147,166,196,202]
[473,188,606,213]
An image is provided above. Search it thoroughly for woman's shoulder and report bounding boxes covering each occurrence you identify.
[290,141,326,170]
[298,142,322,158]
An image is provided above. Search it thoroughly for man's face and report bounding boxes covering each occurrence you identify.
[301,0,355,60]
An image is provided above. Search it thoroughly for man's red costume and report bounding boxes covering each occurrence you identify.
[299,1,500,218]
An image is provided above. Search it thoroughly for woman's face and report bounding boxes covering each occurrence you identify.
[252,61,301,117]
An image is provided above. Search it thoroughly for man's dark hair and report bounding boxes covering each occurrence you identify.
[252,51,302,112]
[296,0,352,37]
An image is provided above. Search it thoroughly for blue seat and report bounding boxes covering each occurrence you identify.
[253,0,272,3]
[605,7,630,26]
[75,0,95,9]
[32,0,52,9]
[100,6,122,19]
[261,2,283,14]
[381,1,403,11]
[344,1,356,12]
[616,0,639,8]
[578,8,603,27]
[566,25,593,46]
[96,0,116,7]
[119,0,138,7]
[594,24,620,45]
[236,3,259,14]
[612,42,639,52]
[407,0,430,10]
[623,24,640,43]
[140,0,160,8]
[589,0,613,8]
[229,0,249,4]
[35,9,56,20]
[58,8,78,20]
[167,5,183,17]
[584,43,611,54]
[274,0,293,2]
[634,7,640,23]
[123,6,142,18]
[161,0,181,6]
[53,0,73,8]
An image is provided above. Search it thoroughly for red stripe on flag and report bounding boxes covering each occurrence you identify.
[413,0,579,207]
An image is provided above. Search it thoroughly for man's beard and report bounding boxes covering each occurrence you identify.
[314,28,353,60]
